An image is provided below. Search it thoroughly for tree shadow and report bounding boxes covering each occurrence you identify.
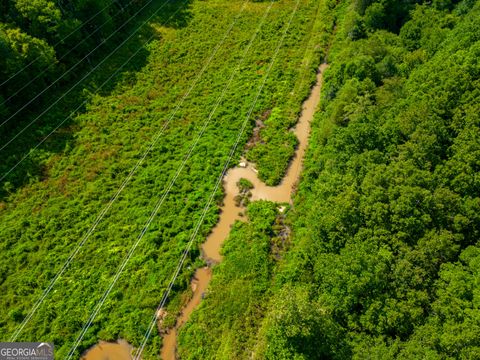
[0,0,193,200]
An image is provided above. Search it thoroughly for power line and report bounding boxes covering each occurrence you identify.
[1,0,141,107]
[9,0,249,343]
[7,0,186,343]
[0,0,119,88]
[134,0,301,357]
[7,0,184,341]
[0,0,172,160]
[0,0,167,133]
[65,2,274,358]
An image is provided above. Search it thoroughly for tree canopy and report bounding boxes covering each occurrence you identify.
[178,0,480,358]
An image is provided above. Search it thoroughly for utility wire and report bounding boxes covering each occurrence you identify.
[8,0,249,343]
[0,0,168,135]
[0,0,173,176]
[134,1,301,357]
[1,0,141,108]
[0,0,119,88]
[8,0,186,342]
[65,2,274,358]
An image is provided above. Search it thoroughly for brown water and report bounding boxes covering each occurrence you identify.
[82,64,327,360]
[160,267,211,360]
[81,339,133,360]
[160,63,327,359]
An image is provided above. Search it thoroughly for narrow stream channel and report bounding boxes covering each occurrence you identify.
[161,63,327,360]
[81,63,327,360]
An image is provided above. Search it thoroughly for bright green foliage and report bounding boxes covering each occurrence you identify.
[394,246,480,359]
[247,107,299,185]
[0,0,153,122]
[178,0,480,358]
[256,284,349,360]
[2,0,479,358]
[245,0,334,186]
[178,201,278,360]
[14,0,62,38]
[238,178,254,191]
[254,0,480,357]
[0,24,57,94]
[0,0,326,358]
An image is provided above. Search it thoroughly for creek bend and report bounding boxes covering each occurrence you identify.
[161,63,327,360]
[82,63,327,360]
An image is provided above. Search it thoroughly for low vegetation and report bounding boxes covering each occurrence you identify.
[179,201,279,359]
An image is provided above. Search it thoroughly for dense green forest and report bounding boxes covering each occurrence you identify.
[1,0,479,358]
[0,0,151,112]
[178,0,480,358]
[0,0,328,358]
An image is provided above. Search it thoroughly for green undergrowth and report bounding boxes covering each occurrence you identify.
[178,200,279,360]
[0,0,179,196]
[246,0,335,185]
[246,107,299,185]
[175,0,480,358]
[0,0,327,358]
[176,0,337,358]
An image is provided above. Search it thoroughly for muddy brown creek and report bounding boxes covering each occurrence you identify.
[161,63,327,359]
[82,63,326,360]
[81,339,133,360]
